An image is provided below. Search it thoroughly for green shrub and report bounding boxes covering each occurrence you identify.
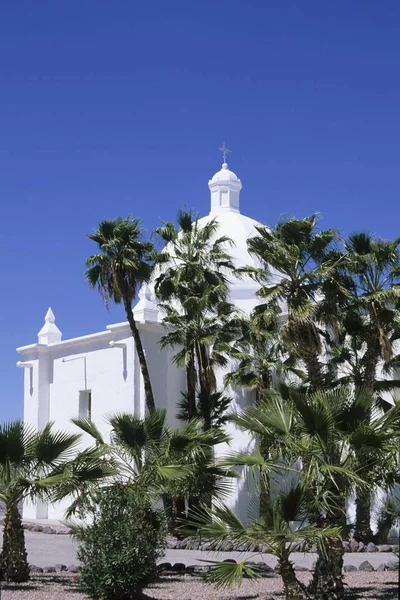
[72,483,166,599]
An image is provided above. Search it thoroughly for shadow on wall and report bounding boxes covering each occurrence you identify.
[225,385,258,523]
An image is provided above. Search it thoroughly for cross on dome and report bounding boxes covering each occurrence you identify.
[218,141,231,165]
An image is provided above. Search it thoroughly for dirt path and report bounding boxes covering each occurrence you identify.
[1,572,398,600]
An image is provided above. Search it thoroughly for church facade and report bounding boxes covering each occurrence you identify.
[17,159,273,521]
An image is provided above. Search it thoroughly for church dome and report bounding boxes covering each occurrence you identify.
[133,158,282,322]
[198,161,281,311]
[196,209,272,312]
[210,162,240,183]
[133,155,283,321]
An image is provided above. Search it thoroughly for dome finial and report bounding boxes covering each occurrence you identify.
[209,146,242,214]
[218,141,231,167]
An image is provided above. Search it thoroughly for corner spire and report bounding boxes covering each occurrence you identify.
[44,307,56,323]
[38,307,62,345]
[133,284,159,323]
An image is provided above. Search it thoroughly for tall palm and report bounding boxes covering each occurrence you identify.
[160,294,238,429]
[344,233,400,394]
[327,311,400,408]
[154,210,235,296]
[225,305,304,402]
[225,306,304,516]
[307,389,399,593]
[337,232,400,541]
[246,215,341,392]
[154,210,237,422]
[0,421,81,582]
[86,216,156,414]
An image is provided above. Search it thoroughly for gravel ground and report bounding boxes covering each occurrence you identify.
[1,572,398,599]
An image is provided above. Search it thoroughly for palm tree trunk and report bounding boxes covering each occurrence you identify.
[171,496,186,539]
[278,554,310,600]
[259,456,269,519]
[354,324,379,541]
[194,342,214,510]
[363,345,379,394]
[363,315,381,394]
[309,466,346,599]
[302,351,325,393]
[123,297,156,414]
[354,489,374,542]
[195,342,212,430]
[1,501,30,582]
[186,349,197,420]
[256,389,270,519]
[309,537,345,600]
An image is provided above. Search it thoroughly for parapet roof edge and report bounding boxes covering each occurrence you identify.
[17,319,161,355]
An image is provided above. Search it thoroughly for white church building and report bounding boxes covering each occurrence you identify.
[15,158,400,539]
[17,158,277,521]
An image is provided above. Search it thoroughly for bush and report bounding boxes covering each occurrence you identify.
[72,483,166,599]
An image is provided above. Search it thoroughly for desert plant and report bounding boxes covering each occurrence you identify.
[187,484,341,600]
[0,421,81,582]
[70,408,231,530]
[71,483,166,600]
[223,387,399,600]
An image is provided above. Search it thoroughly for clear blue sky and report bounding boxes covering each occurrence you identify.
[1,1,399,421]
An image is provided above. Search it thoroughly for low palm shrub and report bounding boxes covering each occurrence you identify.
[187,484,341,600]
[0,420,89,582]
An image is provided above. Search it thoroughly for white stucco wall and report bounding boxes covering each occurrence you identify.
[18,320,187,520]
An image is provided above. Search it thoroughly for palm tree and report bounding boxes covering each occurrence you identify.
[344,232,400,394]
[332,232,400,541]
[308,389,399,594]
[71,408,232,527]
[153,210,239,514]
[86,216,156,414]
[246,215,341,392]
[224,306,304,517]
[0,421,81,582]
[154,210,237,422]
[154,210,235,297]
[188,484,340,600]
[225,305,304,402]
[223,387,399,599]
[160,295,238,429]
[348,394,400,544]
[326,313,400,541]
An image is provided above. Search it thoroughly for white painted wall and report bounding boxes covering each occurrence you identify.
[19,321,191,520]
